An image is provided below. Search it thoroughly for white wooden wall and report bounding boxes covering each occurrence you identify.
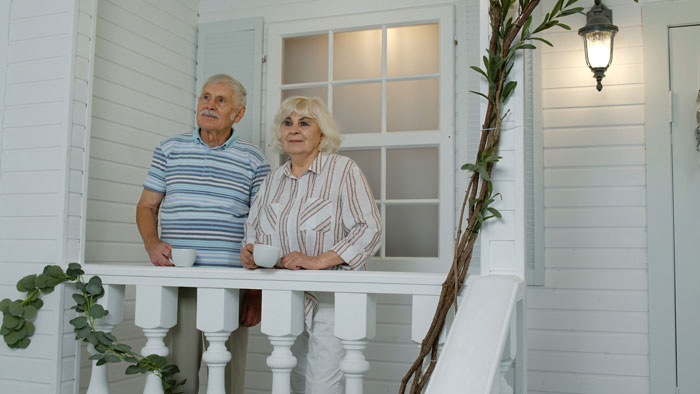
[79,0,199,392]
[530,0,649,393]
[0,1,97,393]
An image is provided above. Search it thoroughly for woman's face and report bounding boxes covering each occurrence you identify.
[280,112,323,158]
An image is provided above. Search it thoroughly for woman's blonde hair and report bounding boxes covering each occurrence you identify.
[272,96,342,153]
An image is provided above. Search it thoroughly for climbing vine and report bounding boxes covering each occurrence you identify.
[400,0,601,392]
[0,263,184,394]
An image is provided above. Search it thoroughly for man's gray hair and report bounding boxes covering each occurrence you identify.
[203,74,247,107]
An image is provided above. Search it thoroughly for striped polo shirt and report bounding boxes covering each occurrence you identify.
[144,129,270,267]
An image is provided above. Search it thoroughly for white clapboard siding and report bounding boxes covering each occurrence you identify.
[0,0,98,391]
[81,2,198,391]
[531,2,648,392]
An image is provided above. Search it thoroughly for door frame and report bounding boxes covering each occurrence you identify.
[644,1,700,393]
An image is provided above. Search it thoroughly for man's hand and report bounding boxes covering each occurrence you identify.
[147,241,173,266]
[240,290,262,327]
[240,243,258,270]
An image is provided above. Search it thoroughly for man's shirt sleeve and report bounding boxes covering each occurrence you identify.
[143,145,167,193]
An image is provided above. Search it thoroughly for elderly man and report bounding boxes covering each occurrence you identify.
[136,74,269,394]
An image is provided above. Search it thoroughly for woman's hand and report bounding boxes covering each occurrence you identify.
[240,243,258,270]
[281,252,321,270]
[281,250,344,270]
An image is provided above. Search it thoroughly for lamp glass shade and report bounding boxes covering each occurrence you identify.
[583,30,614,69]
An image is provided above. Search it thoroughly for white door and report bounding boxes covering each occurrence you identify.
[669,24,700,393]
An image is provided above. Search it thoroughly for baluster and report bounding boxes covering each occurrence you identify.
[196,288,239,394]
[494,311,516,394]
[335,293,376,394]
[411,295,453,362]
[135,286,178,394]
[86,284,125,394]
[261,290,304,394]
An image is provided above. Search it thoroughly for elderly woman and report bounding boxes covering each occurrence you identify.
[241,96,381,393]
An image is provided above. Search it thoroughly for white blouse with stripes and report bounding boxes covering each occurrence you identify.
[244,152,381,270]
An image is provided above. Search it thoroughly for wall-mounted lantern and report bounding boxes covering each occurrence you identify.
[578,0,618,91]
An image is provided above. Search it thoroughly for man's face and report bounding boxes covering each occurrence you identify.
[196,82,245,133]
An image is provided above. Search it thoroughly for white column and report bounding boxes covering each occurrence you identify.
[196,288,239,394]
[261,290,304,394]
[335,293,376,394]
[135,286,178,394]
[86,284,125,394]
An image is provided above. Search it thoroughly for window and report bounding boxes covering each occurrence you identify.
[266,7,455,272]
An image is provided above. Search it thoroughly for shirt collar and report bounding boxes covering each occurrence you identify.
[193,128,238,149]
[283,152,327,178]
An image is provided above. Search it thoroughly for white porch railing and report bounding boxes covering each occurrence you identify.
[425,275,524,394]
[81,265,522,394]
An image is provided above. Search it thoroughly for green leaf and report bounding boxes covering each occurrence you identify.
[124,356,139,363]
[86,276,103,296]
[16,337,30,349]
[76,325,92,339]
[146,354,168,368]
[461,163,478,171]
[24,321,35,337]
[70,316,88,329]
[31,299,44,310]
[43,265,64,279]
[76,282,87,293]
[5,326,26,345]
[24,305,38,322]
[9,301,24,317]
[17,275,37,293]
[0,325,10,335]
[557,22,571,30]
[3,314,19,329]
[125,365,142,375]
[501,80,518,102]
[87,333,100,346]
[89,354,103,360]
[469,90,490,101]
[34,274,48,289]
[96,358,107,367]
[72,294,87,306]
[487,207,503,219]
[531,37,554,47]
[106,355,121,363]
[469,65,488,80]
[67,263,83,279]
[88,304,108,319]
[41,286,55,295]
[0,299,10,313]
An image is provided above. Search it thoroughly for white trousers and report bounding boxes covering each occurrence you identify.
[291,293,345,394]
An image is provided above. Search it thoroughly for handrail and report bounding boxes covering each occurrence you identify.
[84,264,446,295]
[425,274,522,394]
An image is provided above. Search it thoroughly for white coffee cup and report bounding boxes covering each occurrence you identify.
[253,244,282,268]
[171,248,196,267]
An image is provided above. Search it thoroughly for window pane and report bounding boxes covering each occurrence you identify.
[282,87,328,104]
[385,205,438,257]
[333,83,381,134]
[386,147,438,199]
[333,29,382,80]
[339,149,381,197]
[387,24,439,77]
[386,78,439,132]
[283,34,328,84]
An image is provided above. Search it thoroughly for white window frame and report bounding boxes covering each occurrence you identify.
[265,6,455,272]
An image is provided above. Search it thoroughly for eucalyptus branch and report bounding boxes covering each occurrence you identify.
[1,263,185,394]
